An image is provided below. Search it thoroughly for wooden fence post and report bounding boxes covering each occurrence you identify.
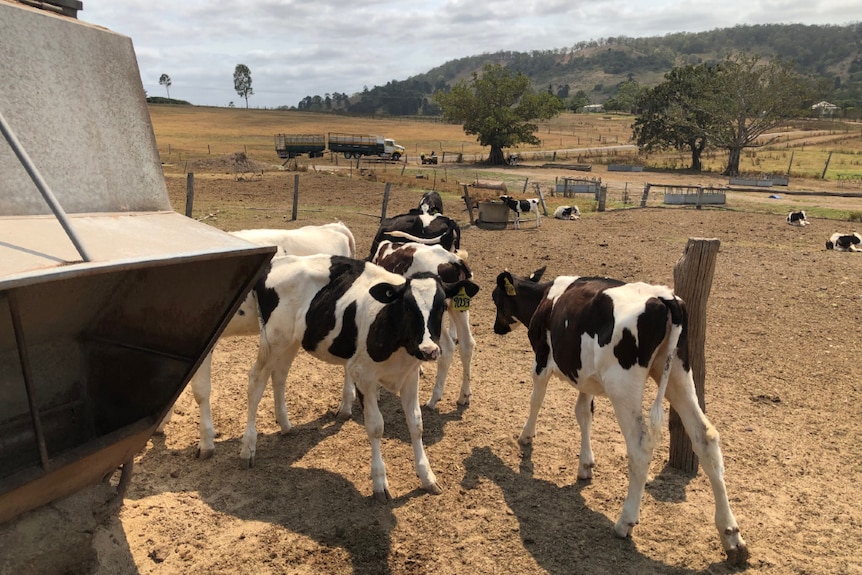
[291,174,299,221]
[669,237,720,474]
[597,185,607,212]
[185,172,194,218]
[462,184,475,225]
[640,183,650,207]
[380,183,391,220]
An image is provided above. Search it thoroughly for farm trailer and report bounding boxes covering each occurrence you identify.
[274,132,406,160]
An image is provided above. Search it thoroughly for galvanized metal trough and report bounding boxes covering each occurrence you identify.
[0,1,275,524]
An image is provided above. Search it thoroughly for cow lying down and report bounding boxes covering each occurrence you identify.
[157,222,356,459]
[491,267,748,565]
[243,254,479,500]
[786,210,808,226]
[371,239,478,409]
[553,205,581,220]
[826,232,862,251]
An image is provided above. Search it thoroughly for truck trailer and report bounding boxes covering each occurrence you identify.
[274,132,405,161]
[274,134,325,159]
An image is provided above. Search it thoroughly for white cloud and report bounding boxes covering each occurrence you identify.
[80,0,861,108]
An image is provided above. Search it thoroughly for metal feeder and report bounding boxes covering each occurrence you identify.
[0,1,275,524]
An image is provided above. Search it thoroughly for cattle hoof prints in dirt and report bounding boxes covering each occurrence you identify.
[491,266,748,565]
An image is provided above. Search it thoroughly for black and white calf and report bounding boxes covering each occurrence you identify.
[368,210,461,259]
[417,190,444,215]
[491,267,748,565]
[371,240,478,409]
[499,195,541,229]
[825,232,862,251]
[786,210,808,226]
[157,222,356,458]
[242,254,479,500]
[553,205,581,220]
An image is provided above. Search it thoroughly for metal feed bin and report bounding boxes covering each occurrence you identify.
[0,1,275,525]
[478,201,511,227]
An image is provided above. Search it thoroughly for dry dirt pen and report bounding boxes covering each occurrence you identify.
[54,168,862,575]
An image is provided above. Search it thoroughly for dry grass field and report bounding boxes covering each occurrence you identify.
[9,108,862,575]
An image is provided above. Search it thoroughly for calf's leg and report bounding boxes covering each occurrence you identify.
[400,369,441,495]
[189,352,216,459]
[605,377,654,539]
[665,369,748,565]
[519,366,551,444]
[427,318,455,409]
[452,309,475,406]
[358,378,390,502]
[574,392,595,480]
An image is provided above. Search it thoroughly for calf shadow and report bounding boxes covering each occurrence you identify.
[461,445,723,575]
[132,413,414,574]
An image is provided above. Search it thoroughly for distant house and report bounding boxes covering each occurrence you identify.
[811,101,839,117]
[582,104,604,113]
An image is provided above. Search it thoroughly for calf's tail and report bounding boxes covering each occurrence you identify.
[648,300,684,442]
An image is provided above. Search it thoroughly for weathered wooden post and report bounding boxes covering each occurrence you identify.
[185,172,194,218]
[291,174,299,221]
[597,185,607,212]
[640,183,650,207]
[380,182,391,220]
[462,184,475,225]
[669,237,720,473]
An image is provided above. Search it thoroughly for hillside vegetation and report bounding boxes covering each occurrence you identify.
[293,23,862,115]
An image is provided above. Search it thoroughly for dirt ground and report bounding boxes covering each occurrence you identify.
[41,164,862,574]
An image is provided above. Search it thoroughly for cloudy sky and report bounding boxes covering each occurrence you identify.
[81,1,860,109]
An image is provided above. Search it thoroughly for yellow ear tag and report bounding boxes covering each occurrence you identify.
[453,286,471,311]
[504,277,516,296]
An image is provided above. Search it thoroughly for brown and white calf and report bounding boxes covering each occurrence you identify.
[371,240,477,409]
[242,254,479,500]
[500,195,541,229]
[157,222,356,458]
[491,267,748,565]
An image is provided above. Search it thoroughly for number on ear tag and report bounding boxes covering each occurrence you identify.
[453,287,471,311]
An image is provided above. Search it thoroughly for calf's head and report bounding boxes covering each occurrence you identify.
[492,267,546,335]
[368,272,479,361]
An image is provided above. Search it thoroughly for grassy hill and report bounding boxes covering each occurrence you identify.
[295,23,862,115]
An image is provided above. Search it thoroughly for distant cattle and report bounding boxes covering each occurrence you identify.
[553,205,581,220]
[241,254,479,500]
[157,223,356,458]
[786,210,808,226]
[371,240,478,409]
[368,211,461,259]
[500,195,541,229]
[491,267,748,565]
[825,232,862,251]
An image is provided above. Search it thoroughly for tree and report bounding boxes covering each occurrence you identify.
[434,64,563,165]
[159,74,171,99]
[633,64,718,171]
[699,55,813,175]
[233,64,253,108]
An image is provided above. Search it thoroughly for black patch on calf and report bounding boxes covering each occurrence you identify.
[253,263,279,326]
[616,298,668,368]
[366,280,426,362]
[329,300,358,359]
[303,257,365,353]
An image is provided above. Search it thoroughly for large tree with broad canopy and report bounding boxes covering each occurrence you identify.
[434,64,563,165]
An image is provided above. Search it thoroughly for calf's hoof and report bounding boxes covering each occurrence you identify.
[196,447,214,460]
[373,488,393,503]
[613,520,636,539]
[725,543,750,567]
[456,395,471,407]
[423,481,443,496]
[240,455,254,469]
[517,433,534,446]
[577,462,595,481]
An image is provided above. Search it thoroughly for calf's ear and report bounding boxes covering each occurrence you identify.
[369,282,405,304]
[444,280,480,299]
[529,266,547,282]
[496,271,517,296]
